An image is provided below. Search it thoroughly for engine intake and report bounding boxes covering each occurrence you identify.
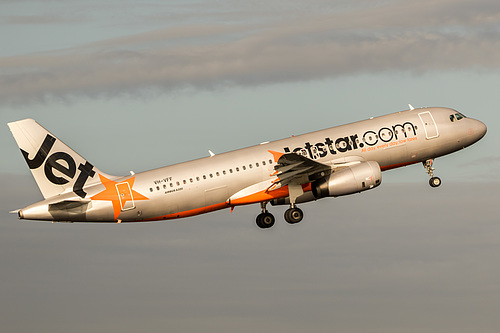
[312,161,381,199]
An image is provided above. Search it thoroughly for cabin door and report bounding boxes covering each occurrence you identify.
[418,111,439,139]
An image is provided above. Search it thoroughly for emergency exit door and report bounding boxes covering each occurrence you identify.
[115,182,136,211]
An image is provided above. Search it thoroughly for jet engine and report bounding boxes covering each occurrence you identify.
[270,161,382,206]
[312,161,381,198]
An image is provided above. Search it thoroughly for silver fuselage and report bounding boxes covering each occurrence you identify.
[17,107,487,222]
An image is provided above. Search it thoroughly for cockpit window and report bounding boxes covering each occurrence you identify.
[450,112,467,122]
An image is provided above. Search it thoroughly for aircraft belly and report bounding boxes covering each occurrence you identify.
[407,135,460,162]
[81,201,115,222]
[386,144,409,166]
[136,195,182,220]
[204,186,229,207]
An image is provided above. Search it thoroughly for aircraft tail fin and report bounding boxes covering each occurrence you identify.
[8,119,117,199]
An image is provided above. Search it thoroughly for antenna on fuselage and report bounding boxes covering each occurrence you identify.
[408,104,415,110]
[208,150,215,157]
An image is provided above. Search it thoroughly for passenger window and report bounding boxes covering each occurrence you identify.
[156,186,160,191]
[190,178,193,183]
[176,181,180,186]
[150,188,153,192]
[223,170,226,175]
[163,184,167,189]
[210,174,213,178]
[183,180,186,184]
[249,164,253,169]
[216,172,220,176]
[256,162,259,167]
[229,169,233,173]
[242,166,246,170]
[236,167,240,172]
[203,175,206,180]
[262,161,266,166]
[196,177,200,181]
[269,159,273,164]
[170,183,173,187]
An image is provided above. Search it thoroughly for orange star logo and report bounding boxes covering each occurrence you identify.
[91,174,149,220]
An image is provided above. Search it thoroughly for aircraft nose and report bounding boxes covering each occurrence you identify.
[469,119,487,142]
[475,119,487,139]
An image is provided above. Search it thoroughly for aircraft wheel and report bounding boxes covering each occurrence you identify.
[284,207,303,224]
[429,177,441,188]
[256,212,275,229]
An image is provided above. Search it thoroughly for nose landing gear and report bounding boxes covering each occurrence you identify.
[423,159,441,187]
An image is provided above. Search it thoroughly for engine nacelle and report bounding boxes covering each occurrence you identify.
[312,161,381,199]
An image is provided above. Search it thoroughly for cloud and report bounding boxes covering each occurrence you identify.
[2,0,500,105]
[1,15,73,25]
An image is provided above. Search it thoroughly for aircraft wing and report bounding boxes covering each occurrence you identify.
[272,152,367,189]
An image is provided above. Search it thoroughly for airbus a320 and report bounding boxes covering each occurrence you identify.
[8,106,486,228]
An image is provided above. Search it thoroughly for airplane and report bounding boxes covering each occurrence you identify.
[8,106,486,228]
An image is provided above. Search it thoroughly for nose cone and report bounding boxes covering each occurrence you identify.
[471,119,487,141]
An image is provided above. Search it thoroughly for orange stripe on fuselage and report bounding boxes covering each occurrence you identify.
[141,183,313,221]
[142,202,230,221]
[229,183,312,206]
[141,161,418,222]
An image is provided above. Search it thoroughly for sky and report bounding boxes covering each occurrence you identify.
[1,1,500,332]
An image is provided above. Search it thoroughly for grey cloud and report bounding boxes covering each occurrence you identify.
[2,15,71,25]
[2,0,500,105]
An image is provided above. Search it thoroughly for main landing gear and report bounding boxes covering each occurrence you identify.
[423,159,442,188]
[256,202,304,229]
[256,184,306,229]
[256,202,275,229]
[284,205,303,224]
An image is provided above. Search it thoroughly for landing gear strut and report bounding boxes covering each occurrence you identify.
[423,159,441,188]
[284,184,304,224]
[256,201,275,229]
